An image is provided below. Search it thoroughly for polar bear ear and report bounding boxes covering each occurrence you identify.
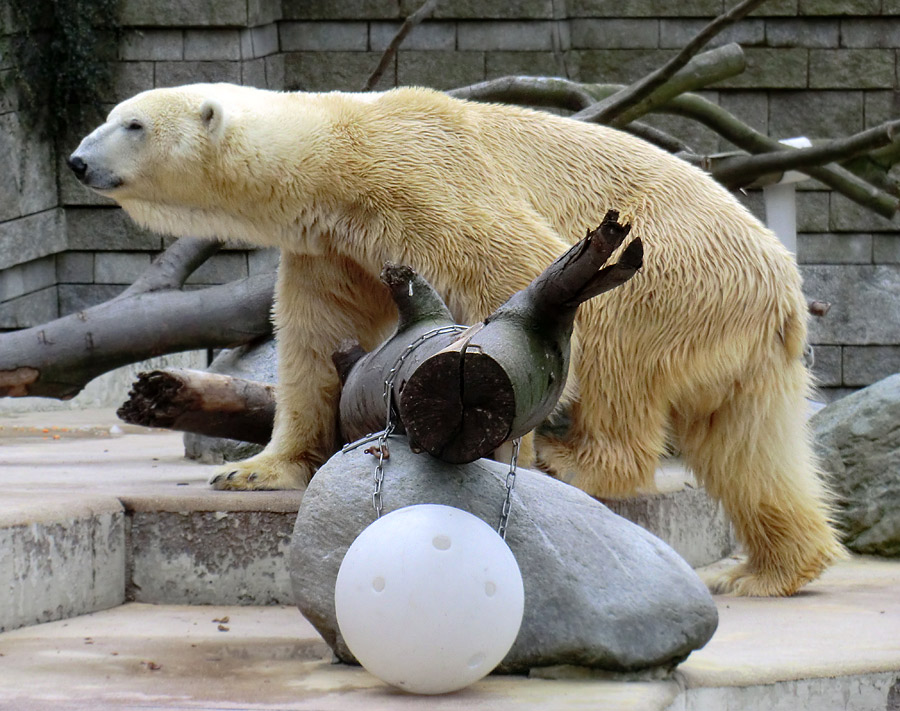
[200,98,226,140]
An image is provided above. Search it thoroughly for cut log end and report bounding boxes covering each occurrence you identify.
[117,369,275,445]
[117,370,190,428]
[399,349,516,464]
[0,366,41,398]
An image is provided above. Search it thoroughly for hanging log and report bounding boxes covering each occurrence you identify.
[336,210,643,464]
[334,262,461,438]
[117,368,276,444]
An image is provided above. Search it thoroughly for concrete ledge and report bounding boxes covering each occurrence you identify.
[0,494,125,632]
[0,410,732,611]
[129,509,296,604]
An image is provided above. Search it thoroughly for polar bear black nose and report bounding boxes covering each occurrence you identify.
[67,154,88,180]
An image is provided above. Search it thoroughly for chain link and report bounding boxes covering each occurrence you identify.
[343,325,467,519]
[497,437,520,540]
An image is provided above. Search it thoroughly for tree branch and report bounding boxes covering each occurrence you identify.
[0,274,275,399]
[702,119,900,188]
[448,75,596,111]
[623,121,693,153]
[572,0,769,125]
[658,93,900,216]
[120,237,222,298]
[451,42,744,127]
[363,0,440,91]
[118,368,275,444]
[586,43,746,127]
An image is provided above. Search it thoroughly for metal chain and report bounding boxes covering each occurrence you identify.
[340,323,521,533]
[342,325,468,519]
[497,437,521,540]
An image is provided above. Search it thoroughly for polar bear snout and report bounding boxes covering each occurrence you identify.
[67,154,88,181]
[66,147,125,192]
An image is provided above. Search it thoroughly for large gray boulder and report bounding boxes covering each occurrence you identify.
[811,374,900,557]
[290,437,718,673]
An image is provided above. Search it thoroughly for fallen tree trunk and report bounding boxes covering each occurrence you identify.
[117,368,275,444]
[338,210,643,464]
[0,234,274,400]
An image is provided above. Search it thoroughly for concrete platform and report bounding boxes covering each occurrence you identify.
[0,409,732,629]
[0,410,303,627]
[0,558,897,710]
[1,408,898,709]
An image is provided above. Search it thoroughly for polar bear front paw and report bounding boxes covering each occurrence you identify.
[209,453,313,491]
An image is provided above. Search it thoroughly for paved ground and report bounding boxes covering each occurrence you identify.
[0,558,898,710]
[1,409,898,710]
[0,409,300,514]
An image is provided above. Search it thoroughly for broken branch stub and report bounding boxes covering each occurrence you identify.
[335,263,462,442]
[399,212,642,463]
[117,368,275,444]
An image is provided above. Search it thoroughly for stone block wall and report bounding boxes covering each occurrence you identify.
[2,0,899,402]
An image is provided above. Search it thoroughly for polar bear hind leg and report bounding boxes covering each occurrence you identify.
[674,359,845,596]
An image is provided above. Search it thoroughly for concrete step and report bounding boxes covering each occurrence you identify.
[0,409,733,631]
[0,557,897,710]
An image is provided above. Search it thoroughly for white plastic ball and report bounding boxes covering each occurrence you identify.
[334,504,524,695]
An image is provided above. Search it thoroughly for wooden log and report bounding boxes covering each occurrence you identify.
[336,210,642,464]
[335,263,462,441]
[0,271,274,400]
[400,214,642,462]
[117,368,275,445]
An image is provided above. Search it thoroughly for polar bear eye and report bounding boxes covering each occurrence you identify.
[125,119,144,132]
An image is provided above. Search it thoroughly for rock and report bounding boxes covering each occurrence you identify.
[290,437,719,674]
[183,337,276,463]
[811,374,900,557]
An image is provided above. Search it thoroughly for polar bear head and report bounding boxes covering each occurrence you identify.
[67,84,236,200]
[67,83,331,243]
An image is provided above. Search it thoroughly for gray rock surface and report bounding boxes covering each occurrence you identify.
[811,374,900,557]
[183,337,276,463]
[290,437,719,673]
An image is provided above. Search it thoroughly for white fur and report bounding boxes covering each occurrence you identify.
[71,83,845,596]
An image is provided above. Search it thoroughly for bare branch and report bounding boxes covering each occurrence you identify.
[448,75,596,111]
[623,121,694,153]
[448,77,691,152]
[841,154,900,198]
[658,93,900,216]
[452,44,744,128]
[572,0,769,125]
[584,43,746,127]
[363,0,440,91]
[120,237,223,298]
[706,119,900,188]
[0,274,274,400]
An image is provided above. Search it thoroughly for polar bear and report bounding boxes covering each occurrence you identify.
[69,83,843,596]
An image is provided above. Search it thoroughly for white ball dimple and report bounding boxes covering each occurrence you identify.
[432,534,452,550]
[334,504,525,696]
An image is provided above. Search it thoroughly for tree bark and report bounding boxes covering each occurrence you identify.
[338,211,642,464]
[0,272,274,399]
[117,368,275,444]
